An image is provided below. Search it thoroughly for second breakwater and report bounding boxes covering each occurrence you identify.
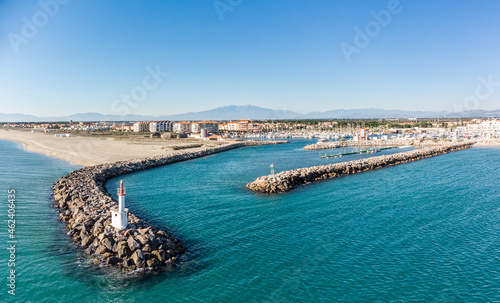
[52,140,287,273]
[247,142,474,193]
[303,140,466,150]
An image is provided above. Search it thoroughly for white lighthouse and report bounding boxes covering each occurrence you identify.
[111,180,128,230]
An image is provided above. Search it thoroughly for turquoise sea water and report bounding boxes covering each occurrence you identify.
[1,139,500,302]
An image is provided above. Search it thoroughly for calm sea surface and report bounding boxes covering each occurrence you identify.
[1,139,499,302]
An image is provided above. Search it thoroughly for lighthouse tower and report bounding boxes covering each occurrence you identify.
[111,180,128,230]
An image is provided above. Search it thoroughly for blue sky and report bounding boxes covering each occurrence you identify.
[1,0,499,116]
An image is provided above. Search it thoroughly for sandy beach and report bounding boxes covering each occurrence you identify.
[0,129,221,166]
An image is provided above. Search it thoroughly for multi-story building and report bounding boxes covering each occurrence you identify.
[248,122,260,132]
[227,121,240,131]
[149,120,173,132]
[191,123,200,133]
[223,120,259,132]
[133,121,150,132]
[218,123,228,131]
[360,128,369,140]
[238,119,251,132]
[173,122,192,133]
[191,121,219,133]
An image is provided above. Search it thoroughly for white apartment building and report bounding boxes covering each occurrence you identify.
[191,121,219,133]
[173,122,192,133]
[149,120,173,132]
[133,122,150,132]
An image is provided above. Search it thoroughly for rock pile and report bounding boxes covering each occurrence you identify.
[303,140,406,150]
[247,142,474,193]
[52,140,286,273]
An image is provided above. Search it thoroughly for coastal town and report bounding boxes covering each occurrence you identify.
[2,118,499,143]
[3,0,500,301]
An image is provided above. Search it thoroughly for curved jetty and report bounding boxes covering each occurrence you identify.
[52,140,286,273]
[247,142,474,194]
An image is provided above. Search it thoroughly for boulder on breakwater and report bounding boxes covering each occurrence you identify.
[247,142,475,194]
[52,140,287,273]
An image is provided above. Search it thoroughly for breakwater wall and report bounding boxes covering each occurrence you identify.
[303,140,407,150]
[247,142,474,194]
[303,140,467,150]
[52,140,286,273]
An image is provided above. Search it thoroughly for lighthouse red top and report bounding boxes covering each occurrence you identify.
[118,180,126,196]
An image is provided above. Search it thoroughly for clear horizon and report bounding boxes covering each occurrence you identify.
[1,0,500,116]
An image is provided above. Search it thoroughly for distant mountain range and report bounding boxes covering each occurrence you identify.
[1,105,500,122]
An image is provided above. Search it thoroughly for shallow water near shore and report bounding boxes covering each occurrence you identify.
[1,138,500,302]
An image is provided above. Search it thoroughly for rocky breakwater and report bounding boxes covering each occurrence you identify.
[247,142,474,193]
[303,140,409,150]
[52,141,286,273]
[303,139,474,150]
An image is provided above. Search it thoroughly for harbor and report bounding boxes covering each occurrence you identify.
[1,137,499,302]
[2,0,500,301]
[51,140,286,273]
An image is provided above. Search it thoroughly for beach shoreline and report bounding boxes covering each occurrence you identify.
[0,129,233,166]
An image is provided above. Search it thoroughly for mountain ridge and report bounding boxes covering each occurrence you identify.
[1,105,500,122]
